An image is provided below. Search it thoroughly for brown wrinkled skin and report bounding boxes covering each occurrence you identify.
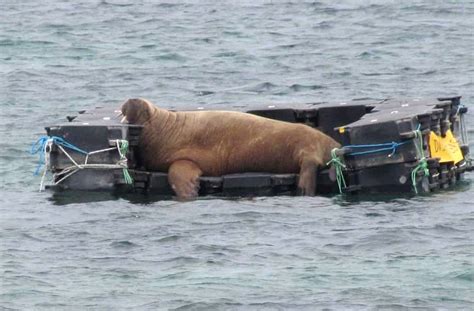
[121,98,340,199]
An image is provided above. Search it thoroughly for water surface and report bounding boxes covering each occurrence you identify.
[1,1,473,309]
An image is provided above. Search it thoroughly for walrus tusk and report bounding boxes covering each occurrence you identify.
[120,116,127,123]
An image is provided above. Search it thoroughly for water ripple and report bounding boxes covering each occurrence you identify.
[1,0,473,309]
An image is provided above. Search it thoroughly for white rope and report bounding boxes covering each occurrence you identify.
[116,139,124,158]
[460,113,468,146]
[57,145,81,167]
[39,139,130,191]
[39,138,54,191]
[53,167,80,186]
[85,147,118,165]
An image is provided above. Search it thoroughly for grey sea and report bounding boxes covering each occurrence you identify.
[1,1,473,310]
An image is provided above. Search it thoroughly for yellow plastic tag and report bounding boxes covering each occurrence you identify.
[429,130,464,164]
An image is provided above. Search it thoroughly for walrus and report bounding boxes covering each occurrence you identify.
[121,98,340,199]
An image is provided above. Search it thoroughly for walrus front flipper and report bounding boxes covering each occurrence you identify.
[168,160,203,200]
[297,160,318,196]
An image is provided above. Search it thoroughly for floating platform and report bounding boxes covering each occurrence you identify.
[32,96,471,197]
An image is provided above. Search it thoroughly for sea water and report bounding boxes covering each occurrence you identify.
[1,1,473,309]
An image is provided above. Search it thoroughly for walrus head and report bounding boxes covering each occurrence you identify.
[121,98,155,124]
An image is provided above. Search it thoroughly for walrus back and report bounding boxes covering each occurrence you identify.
[180,111,339,175]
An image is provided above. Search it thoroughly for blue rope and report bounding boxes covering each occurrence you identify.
[31,136,88,175]
[345,140,411,157]
[31,137,48,175]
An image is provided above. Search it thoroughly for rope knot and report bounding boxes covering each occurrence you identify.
[410,125,429,194]
[116,139,133,185]
[327,148,347,194]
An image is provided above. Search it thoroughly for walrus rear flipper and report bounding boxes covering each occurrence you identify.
[297,160,318,196]
[168,160,203,200]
